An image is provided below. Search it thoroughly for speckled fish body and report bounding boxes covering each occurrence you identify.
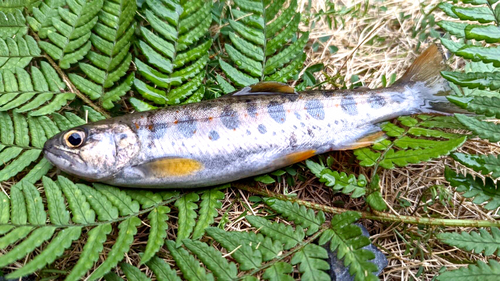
[43,45,462,188]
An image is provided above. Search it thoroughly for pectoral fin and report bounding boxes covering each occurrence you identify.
[340,131,387,150]
[139,158,204,177]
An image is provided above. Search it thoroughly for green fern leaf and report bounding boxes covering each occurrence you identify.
[0,226,56,268]
[69,0,136,109]
[120,262,151,281]
[192,189,224,239]
[166,240,215,281]
[103,272,124,281]
[67,224,112,281]
[235,230,283,261]
[465,24,500,43]
[263,262,294,281]
[28,0,66,38]
[39,0,103,68]
[452,6,496,23]
[0,192,11,234]
[438,227,500,256]
[221,0,308,86]
[437,20,467,37]
[92,183,140,216]
[88,217,141,280]
[78,183,119,221]
[126,190,162,209]
[0,9,27,38]
[445,167,500,210]
[133,0,212,108]
[0,35,40,71]
[437,259,500,280]
[175,192,199,246]
[7,226,82,279]
[58,176,95,223]
[451,152,500,178]
[183,239,238,281]
[455,45,500,67]
[318,212,378,281]
[455,114,500,142]
[21,181,46,225]
[141,206,170,264]
[442,71,500,90]
[306,160,367,198]
[9,184,26,224]
[0,226,32,249]
[246,215,304,250]
[264,198,325,235]
[206,227,263,271]
[146,256,182,281]
[291,244,330,281]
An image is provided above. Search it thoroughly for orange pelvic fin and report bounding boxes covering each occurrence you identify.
[339,131,387,150]
[143,158,203,177]
[274,150,316,166]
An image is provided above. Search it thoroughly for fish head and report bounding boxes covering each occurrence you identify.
[43,123,140,181]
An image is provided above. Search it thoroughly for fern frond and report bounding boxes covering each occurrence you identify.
[0,9,27,38]
[354,116,467,169]
[68,0,136,109]
[220,0,308,86]
[246,215,304,250]
[141,206,170,264]
[437,259,500,280]
[38,0,103,69]
[88,217,141,280]
[306,159,367,198]
[58,176,96,223]
[192,188,224,239]
[318,212,378,281]
[27,0,65,38]
[445,167,500,210]
[133,0,212,109]
[146,256,182,281]
[93,183,140,216]
[78,183,119,221]
[438,227,500,256]
[206,227,263,271]
[120,262,151,281]
[291,244,330,281]
[264,198,325,235]
[452,152,500,178]
[0,35,40,71]
[166,240,215,281]
[183,239,238,281]
[174,192,199,246]
[263,262,294,281]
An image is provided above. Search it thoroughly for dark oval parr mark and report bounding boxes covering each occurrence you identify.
[268,101,286,124]
[221,105,240,130]
[368,93,386,109]
[305,99,325,120]
[340,95,358,115]
[208,130,219,141]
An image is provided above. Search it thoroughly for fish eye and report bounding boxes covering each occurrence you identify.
[64,130,85,148]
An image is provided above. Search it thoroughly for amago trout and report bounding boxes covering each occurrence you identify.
[43,45,464,188]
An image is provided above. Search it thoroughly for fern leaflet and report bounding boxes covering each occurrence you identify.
[438,227,500,256]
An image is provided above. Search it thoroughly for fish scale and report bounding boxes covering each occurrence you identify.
[43,45,466,188]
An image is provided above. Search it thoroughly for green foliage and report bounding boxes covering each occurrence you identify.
[68,0,136,109]
[437,259,500,280]
[219,0,308,89]
[438,227,500,256]
[306,159,367,198]
[0,10,27,38]
[132,0,212,109]
[0,35,40,71]
[354,116,467,169]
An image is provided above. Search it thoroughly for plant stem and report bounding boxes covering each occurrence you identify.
[234,183,500,228]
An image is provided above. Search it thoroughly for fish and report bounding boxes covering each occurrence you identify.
[43,44,465,188]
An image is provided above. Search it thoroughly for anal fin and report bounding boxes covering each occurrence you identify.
[339,131,387,150]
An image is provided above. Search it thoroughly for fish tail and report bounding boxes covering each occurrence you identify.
[395,44,468,114]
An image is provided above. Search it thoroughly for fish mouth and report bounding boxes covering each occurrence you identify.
[43,141,81,168]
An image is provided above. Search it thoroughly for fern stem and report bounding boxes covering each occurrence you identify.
[41,53,111,119]
[234,184,500,228]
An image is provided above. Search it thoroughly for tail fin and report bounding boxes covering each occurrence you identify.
[395,44,468,114]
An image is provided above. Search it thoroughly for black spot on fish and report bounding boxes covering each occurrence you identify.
[293,125,297,129]
[334,120,339,125]
[307,128,314,137]
[368,93,386,109]
[273,132,277,136]
[246,101,258,118]
[120,134,127,140]
[221,105,240,130]
[258,124,267,134]
[177,113,197,138]
[268,101,286,123]
[286,94,299,102]
[209,130,219,141]
[322,91,333,98]
[305,99,325,120]
[246,130,251,135]
[340,95,358,115]
[295,112,302,120]
[289,132,297,147]
[300,122,305,127]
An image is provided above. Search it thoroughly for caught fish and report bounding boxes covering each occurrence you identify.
[43,45,464,188]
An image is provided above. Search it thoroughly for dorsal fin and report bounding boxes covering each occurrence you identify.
[396,44,447,87]
[231,81,296,96]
